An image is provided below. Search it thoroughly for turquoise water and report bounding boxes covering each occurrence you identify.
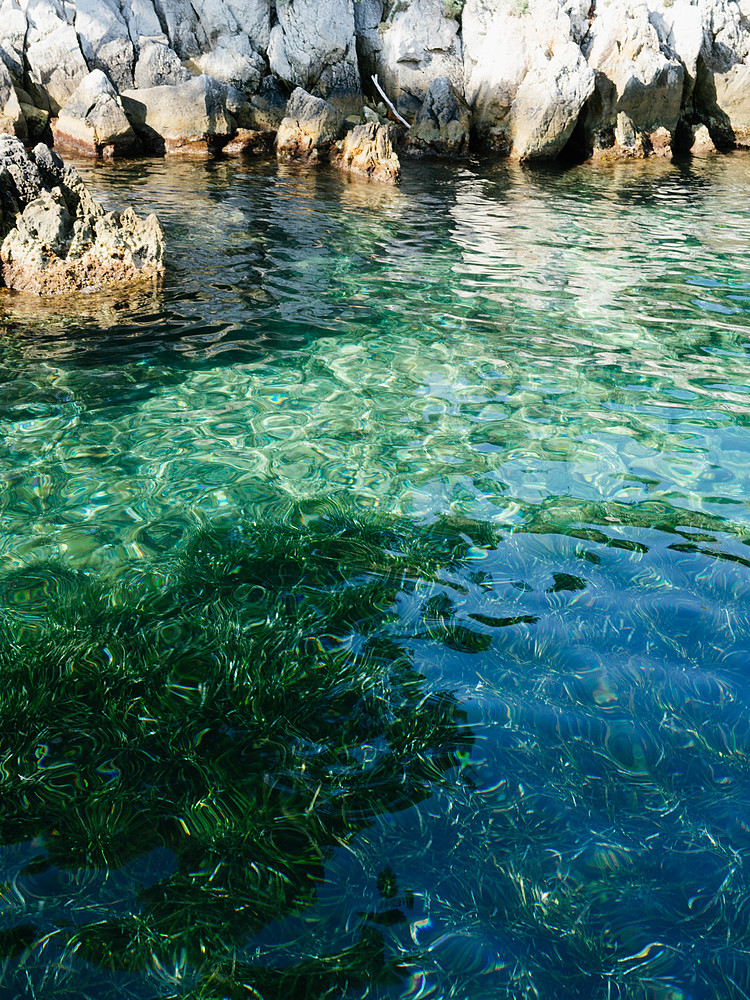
[1,152,750,998]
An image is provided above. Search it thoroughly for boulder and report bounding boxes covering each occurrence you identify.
[583,1,684,155]
[120,74,236,154]
[462,0,589,152]
[333,121,400,182]
[74,0,136,91]
[276,87,344,161]
[510,44,594,160]
[0,135,164,294]
[24,1,90,113]
[0,0,29,78]
[194,35,266,92]
[53,70,140,156]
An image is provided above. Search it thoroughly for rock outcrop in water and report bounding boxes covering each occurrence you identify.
[0,134,164,294]
[0,0,747,162]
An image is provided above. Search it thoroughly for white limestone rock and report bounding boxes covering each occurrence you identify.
[134,40,191,89]
[195,34,266,92]
[75,0,136,91]
[462,0,590,152]
[374,0,463,117]
[511,42,594,159]
[53,69,140,155]
[22,0,91,113]
[584,2,684,137]
[0,0,29,78]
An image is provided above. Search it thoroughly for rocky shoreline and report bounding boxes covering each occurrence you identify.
[1,0,749,294]
[0,0,747,167]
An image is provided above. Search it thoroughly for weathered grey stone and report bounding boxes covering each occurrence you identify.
[510,44,595,160]
[268,0,360,104]
[333,121,400,181]
[195,35,266,92]
[0,134,164,293]
[75,0,136,91]
[53,70,140,155]
[276,87,345,160]
[407,76,471,156]
[121,74,236,153]
[584,1,685,147]
[373,0,463,117]
[24,0,90,113]
[0,0,29,77]
[134,40,191,89]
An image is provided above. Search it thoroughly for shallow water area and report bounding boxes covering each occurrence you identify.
[0,151,750,998]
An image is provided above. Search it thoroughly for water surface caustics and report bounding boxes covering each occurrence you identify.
[0,153,749,998]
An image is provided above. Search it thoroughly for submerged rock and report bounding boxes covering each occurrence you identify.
[333,122,401,182]
[0,135,164,295]
[276,87,344,161]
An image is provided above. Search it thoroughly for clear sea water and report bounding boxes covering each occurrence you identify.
[1,152,750,999]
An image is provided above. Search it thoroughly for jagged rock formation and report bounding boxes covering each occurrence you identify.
[333,120,400,180]
[0,134,164,294]
[0,0,747,162]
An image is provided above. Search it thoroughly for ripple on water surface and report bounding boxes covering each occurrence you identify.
[0,153,749,998]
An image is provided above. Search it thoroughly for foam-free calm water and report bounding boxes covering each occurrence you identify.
[1,153,750,999]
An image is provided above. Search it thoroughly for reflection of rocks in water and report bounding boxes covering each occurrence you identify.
[0,273,164,331]
[0,508,477,996]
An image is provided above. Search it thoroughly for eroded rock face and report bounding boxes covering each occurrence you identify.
[370,0,463,119]
[407,76,471,157]
[333,121,400,181]
[0,135,164,294]
[276,87,344,160]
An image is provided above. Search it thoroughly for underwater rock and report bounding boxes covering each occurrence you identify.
[0,135,164,294]
[276,87,345,161]
[333,121,401,182]
[407,76,471,157]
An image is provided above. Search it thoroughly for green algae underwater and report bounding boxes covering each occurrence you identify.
[2,153,750,998]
